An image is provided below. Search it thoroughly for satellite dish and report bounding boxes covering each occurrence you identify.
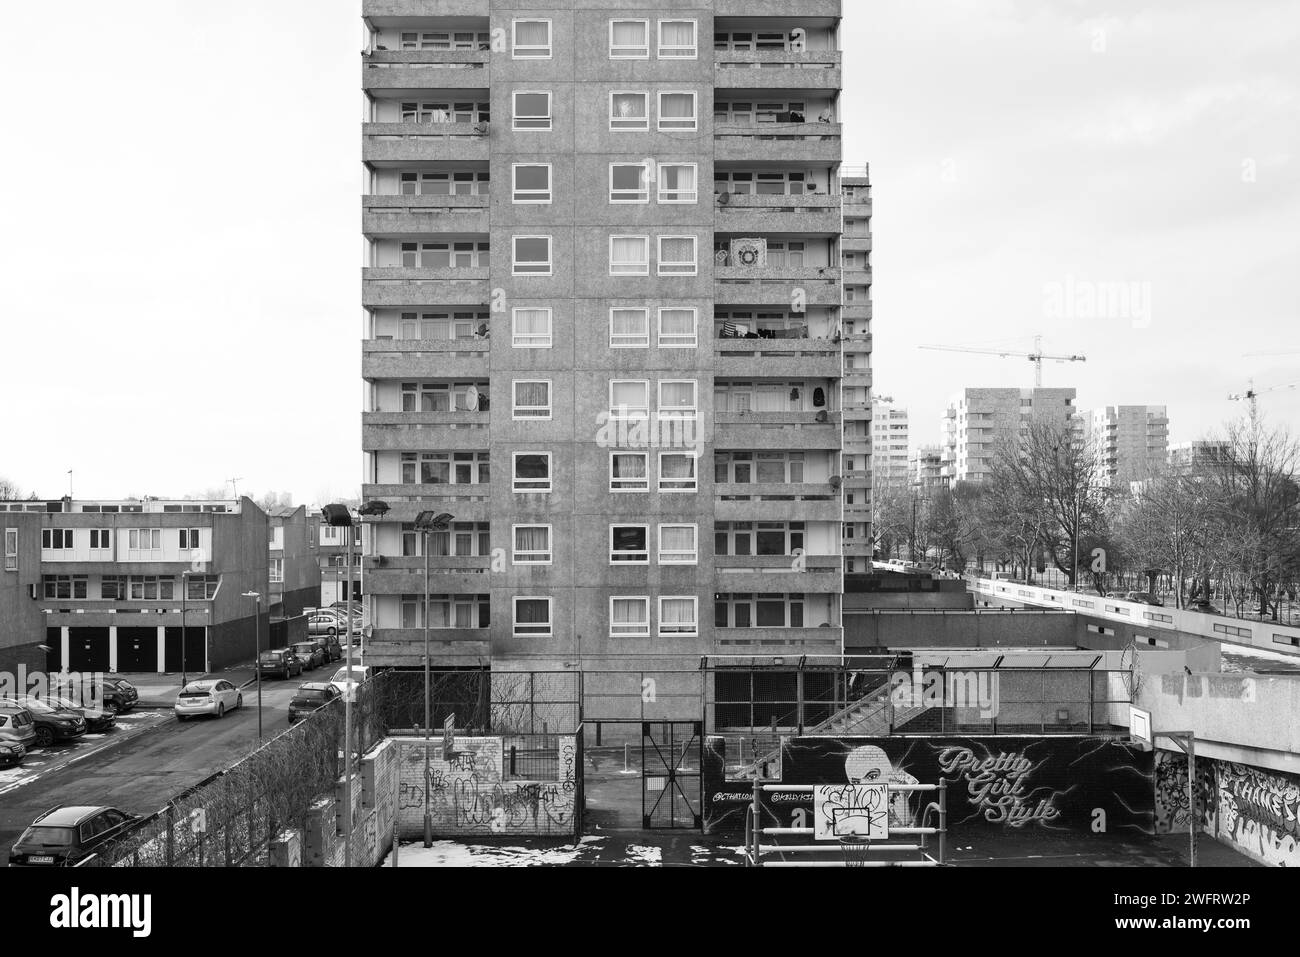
[465,386,481,411]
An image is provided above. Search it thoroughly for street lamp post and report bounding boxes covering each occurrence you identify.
[180,571,189,689]
[241,590,263,741]
[414,511,453,848]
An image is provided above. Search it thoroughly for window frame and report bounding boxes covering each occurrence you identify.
[512,596,553,638]
[657,162,699,204]
[609,524,650,565]
[511,90,553,131]
[609,91,650,132]
[658,19,699,59]
[609,234,650,276]
[609,379,650,420]
[609,307,650,348]
[512,235,553,277]
[657,307,698,348]
[658,524,699,565]
[657,234,698,276]
[512,524,553,565]
[609,162,651,204]
[609,596,651,638]
[658,596,699,638]
[511,379,553,420]
[511,163,553,204]
[609,18,650,59]
[511,306,553,349]
[511,18,553,59]
[609,451,651,493]
[657,91,698,131]
[658,379,699,419]
[658,451,700,493]
[512,452,553,494]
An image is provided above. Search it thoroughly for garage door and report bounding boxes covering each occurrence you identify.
[66,627,111,672]
[116,627,159,673]
[45,627,63,672]
[164,627,207,673]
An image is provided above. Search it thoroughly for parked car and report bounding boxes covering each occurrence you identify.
[328,664,370,694]
[259,648,304,679]
[307,613,345,638]
[0,739,24,769]
[291,641,325,671]
[8,806,141,866]
[45,695,116,733]
[0,696,86,748]
[288,682,342,723]
[174,679,243,721]
[91,677,139,714]
[316,634,342,663]
[1122,591,1165,607]
[0,704,37,751]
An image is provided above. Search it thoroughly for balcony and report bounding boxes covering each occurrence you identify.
[714,338,841,378]
[363,122,489,163]
[362,266,490,307]
[362,50,490,91]
[842,404,872,422]
[715,0,841,14]
[714,192,841,233]
[363,194,489,235]
[362,412,490,452]
[713,625,844,653]
[842,302,872,322]
[713,411,841,450]
[843,503,872,521]
[360,486,491,523]
[715,483,842,522]
[362,339,489,379]
[715,50,841,91]
[362,555,492,594]
[842,234,871,254]
[842,371,872,390]
[714,122,841,163]
[715,554,843,592]
[365,628,491,667]
[714,266,841,307]
[363,0,488,16]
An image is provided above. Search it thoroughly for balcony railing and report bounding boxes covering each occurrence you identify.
[713,625,844,651]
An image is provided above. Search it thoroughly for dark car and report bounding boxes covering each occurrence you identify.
[291,641,325,671]
[259,648,304,680]
[92,677,139,715]
[0,696,86,748]
[287,682,342,724]
[309,635,340,664]
[45,695,116,734]
[8,805,140,866]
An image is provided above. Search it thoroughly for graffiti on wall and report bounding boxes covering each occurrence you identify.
[1153,751,1216,834]
[1217,763,1300,867]
[396,736,577,838]
[703,735,1154,836]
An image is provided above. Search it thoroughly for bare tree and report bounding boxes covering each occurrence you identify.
[0,476,23,501]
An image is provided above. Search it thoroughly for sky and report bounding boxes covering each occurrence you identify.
[0,0,1296,505]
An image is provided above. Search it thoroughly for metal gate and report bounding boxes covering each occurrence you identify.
[642,721,702,830]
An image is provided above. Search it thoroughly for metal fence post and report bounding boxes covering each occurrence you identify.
[750,777,762,867]
[938,779,948,865]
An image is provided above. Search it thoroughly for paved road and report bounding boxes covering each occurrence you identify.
[0,676,309,851]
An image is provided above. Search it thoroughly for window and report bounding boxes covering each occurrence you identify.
[657,235,697,276]
[659,380,698,418]
[512,380,552,419]
[513,453,552,493]
[658,308,697,348]
[101,575,126,600]
[658,163,698,203]
[512,236,552,276]
[513,597,552,637]
[178,528,200,550]
[610,525,649,564]
[88,529,112,551]
[659,20,698,58]
[512,307,552,348]
[610,597,650,638]
[512,525,552,565]
[512,19,552,59]
[610,235,649,276]
[42,529,74,550]
[129,575,175,601]
[610,308,649,348]
[127,529,162,552]
[658,92,697,131]
[610,92,649,131]
[659,452,699,492]
[610,452,650,492]
[659,596,699,637]
[3,528,15,571]
[609,163,650,204]
[400,170,489,196]
[270,559,284,584]
[512,164,552,203]
[405,451,490,485]
[659,524,698,565]
[610,380,650,419]
[512,91,552,131]
[186,575,219,601]
[610,19,649,58]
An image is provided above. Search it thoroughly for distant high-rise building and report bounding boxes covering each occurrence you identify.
[1088,405,1169,486]
[941,388,1079,484]
[870,400,909,486]
[1168,440,1231,474]
[910,444,946,495]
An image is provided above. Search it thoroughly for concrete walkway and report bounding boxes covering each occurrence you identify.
[117,663,260,707]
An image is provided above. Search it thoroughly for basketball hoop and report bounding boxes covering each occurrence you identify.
[839,835,872,868]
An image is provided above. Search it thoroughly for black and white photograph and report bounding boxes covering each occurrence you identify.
[0,0,1293,935]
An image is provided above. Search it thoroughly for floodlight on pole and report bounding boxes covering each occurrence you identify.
[414,509,453,847]
[241,591,264,741]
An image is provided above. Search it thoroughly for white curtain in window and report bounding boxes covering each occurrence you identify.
[661,165,697,199]
[611,381,648,412]
[612,454,647,481]
[660,381,696,410]
[611,21,646,52]
[661,455,696,480]
[660,21,696,53]
[660,93,696,123]
[660,309,695,341]
[660,237,696,268]
[611,236,648,272]
[611,309,648,341]
[611,598,648,630]
[515,381,549,409]
[515,526,549,553]
[661,525,696,555]
[514,308,550,336]
[660,598,696,630]
[515,21,549,48]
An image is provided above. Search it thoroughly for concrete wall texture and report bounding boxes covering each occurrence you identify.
[846,611,1078,650]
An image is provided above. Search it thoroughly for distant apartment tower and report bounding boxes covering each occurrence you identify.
[841,167,872,571]
[1169,440,1231,474]
[1088,405,1168,486]
[941,388,1079,484]
[360,3,847,693]
[870,400,908,486]
[0,498,269,676]
[910,444,946,495]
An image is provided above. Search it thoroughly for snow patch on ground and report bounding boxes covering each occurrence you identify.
[385,836,605,868]
[623,844,662,866]
[1221,645,1300,673]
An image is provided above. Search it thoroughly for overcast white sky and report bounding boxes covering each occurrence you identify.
[1,0,1296,504]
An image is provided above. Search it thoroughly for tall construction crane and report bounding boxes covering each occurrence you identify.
[1228,380,1300,430]
[918,335,1086,388]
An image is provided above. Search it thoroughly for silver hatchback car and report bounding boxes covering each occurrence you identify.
[0,705,37,767]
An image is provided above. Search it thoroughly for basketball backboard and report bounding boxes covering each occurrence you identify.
[814,784,890,841]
